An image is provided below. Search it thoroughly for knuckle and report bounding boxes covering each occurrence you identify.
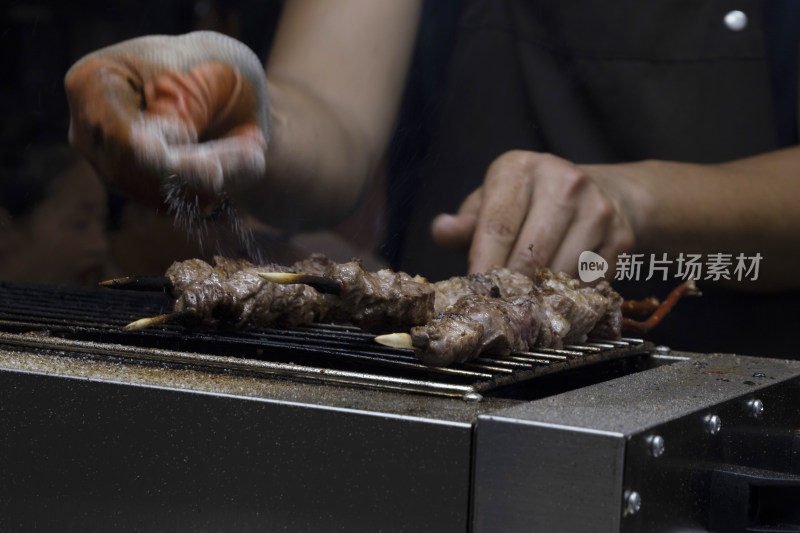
[483,217,517,243]
[559,167,591,196]
[608,228,635,256]
[590,197,616,226]
[510,247,545,273]
[491,150,540,176]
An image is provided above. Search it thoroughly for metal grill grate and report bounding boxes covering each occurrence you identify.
[0,282,653,400]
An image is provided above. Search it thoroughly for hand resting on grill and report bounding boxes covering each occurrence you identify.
[430,147,800,290]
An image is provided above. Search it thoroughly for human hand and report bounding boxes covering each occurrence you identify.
[64,31,270,208]
[430,150,636,277]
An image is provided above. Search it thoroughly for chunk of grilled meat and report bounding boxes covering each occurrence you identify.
[529,269,623,345]
[410,295,543,366]
[431,267,533,311]
[323,261,435,332]
[166,255,436,333]
[168,257,327,328]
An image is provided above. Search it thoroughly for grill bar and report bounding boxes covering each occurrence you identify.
[0,331,479,399]
[0,282,653,400]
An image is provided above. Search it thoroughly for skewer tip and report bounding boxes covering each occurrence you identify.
[374,332,417,350]
[99,275,171,292]
[100,276,144,288]
[686,278,702,296]
[122,310,194,331]
[123,316,167,331]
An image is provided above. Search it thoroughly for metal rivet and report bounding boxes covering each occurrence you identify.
[654,345,671,355]
[647,435,665,458]
[724,10,748,31]
[462,391,483,402]
[747,398,764,418]
[704,414,722,435]
[623,490,642,517]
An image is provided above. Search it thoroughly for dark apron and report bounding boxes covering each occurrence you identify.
[395,0,800,358]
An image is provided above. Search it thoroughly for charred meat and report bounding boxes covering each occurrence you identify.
[323,261,435,332]
[168,257,327,328]
[410,269,624,366]
[166,256,436,333]
[411,295,543,366]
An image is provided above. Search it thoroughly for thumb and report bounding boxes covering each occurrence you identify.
[430,187,483,251]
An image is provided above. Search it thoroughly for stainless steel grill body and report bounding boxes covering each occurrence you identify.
[1,282,799,532]
[1,367,476,531]
[472,353,800,532]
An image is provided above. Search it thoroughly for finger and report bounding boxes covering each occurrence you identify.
[456,186,484,217]
[503,193,574,276]
[65,57,141,151]
[145,62,263,140]
[128,116,266,193]
[594,215,635,280]
[168,125,267,192]
[546,210,609,276]
[431,213,477,251]
[430,188,482,251]
[497,154,591,275]
[468,161,534,274]
[146,74,200,121]
[541,189,623,275]
[504,156,608,276]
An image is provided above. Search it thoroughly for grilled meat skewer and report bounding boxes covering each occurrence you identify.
[377,279,698,366]
[108,255,436,333]
[261,263,624,342]
[103,255,694,367]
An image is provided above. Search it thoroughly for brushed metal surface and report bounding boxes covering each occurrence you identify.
[473,421,625,532]
[471,353,800,532]
[0,370,473,532]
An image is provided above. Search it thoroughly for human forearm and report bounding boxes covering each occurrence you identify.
[594,146,800,290]
[232,77,375,231]
[241,0,421,232]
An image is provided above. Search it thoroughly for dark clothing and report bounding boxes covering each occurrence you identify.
[762,0,800,147]
[395,0,800,358]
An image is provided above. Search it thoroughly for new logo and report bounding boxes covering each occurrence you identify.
[578,251,608,283]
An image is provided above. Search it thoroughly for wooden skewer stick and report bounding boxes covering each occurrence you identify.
[100,276,172,292]
[257,272,343,295]
[124,313,177,331]
[622,279,701,334]
[621,296,661,318]
[374,332,418,350]
[123,310,197,331]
